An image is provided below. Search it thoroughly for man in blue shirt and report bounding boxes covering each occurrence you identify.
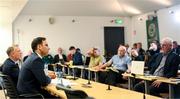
[99,46,131,86]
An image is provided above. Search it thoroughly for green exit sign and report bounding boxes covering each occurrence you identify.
[115,19,123,24]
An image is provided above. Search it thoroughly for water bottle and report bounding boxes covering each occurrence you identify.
[44,64,48,75]
[56,71,63,85]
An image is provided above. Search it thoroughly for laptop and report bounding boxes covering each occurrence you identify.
[131,61,145,75]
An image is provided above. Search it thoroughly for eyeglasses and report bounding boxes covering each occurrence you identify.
[161,44,171,47]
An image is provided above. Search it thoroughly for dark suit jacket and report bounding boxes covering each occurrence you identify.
[17,53,51,94]
[173,47,180,55]
[2,58,19,86]
[138,48,145,60]
[53,54,67,64]
[149,51,179,78]
[73,52,83,65]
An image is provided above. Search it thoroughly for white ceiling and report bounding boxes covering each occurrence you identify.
[0,0,28,23]
[20,0,180,16]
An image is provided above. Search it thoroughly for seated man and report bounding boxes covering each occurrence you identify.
[134,37,179,97]
[73,48,84,65]
[2,45,22,86]
[73,48,84,77]
[172,41,180,55]
[99,46,131,86]
[53,47,67,72]
[131,49,144,61]
[67,46,76,62]
[53,47,67,64]
[17,37,56,98]
[137,42,145,61]
[85,47,106,82]
[88,47,104,69]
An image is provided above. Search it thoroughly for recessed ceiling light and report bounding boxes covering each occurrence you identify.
[150,0,171,6]
[123,4,141,14]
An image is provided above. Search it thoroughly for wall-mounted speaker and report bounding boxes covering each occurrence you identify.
[49,17,55,24]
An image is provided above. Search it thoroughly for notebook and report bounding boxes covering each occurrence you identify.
[131,61,145,75]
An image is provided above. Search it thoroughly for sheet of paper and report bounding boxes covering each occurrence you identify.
[51,78,78,86]
[131,61,145,75]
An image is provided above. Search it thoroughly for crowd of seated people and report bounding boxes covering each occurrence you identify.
[134,37,180,97]
[0,36,180,98]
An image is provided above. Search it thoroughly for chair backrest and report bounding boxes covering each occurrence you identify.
[84,57,90,66]
[56,84,89,99]
[0,73,19,98]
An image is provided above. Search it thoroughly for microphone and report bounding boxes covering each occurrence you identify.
[87,79,91,85]
[131,73,136,78]
[106,84,112,90]
[73,68,77,80]
[87,70,91,84]
[131,73,145,99]
[106,69,112,90]
[143,93,145,99]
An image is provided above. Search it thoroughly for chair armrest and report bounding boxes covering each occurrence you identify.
[19,93,44,98]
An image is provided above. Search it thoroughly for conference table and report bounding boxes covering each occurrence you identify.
[49,64,100,81]
[156,77,180,98]
[44,76,161,99]
[122,73,180,99]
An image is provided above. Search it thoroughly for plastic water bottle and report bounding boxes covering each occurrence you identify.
[44,64,48,75]
[56,71,63,85]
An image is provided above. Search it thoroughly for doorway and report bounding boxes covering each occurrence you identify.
[104,27,124,60]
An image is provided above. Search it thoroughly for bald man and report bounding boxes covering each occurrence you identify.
[99,46,131,86]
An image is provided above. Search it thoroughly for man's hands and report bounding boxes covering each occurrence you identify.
[48,71,56,79]
[152,80,162,88]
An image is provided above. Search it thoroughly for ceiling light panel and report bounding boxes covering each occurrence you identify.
[150,0,171,6]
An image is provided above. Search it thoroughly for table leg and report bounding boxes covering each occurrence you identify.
[144,80,150,94]
[169,84,174,99]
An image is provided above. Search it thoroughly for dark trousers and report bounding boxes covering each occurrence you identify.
[82,70,107,84]
[98,71,108,84]
[74,68,81,77]
[83,70,96,80]
[19,89,59,99]
[134,81,168,97]
[174,84,180,98]
[40,89,59,99]
[105,69,125,86]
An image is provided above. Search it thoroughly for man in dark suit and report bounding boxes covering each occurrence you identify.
[137,42,145,61]
[2,45,22,87]
[173,41,180,55]
[17,37,56,98]
[53,47,67,64]
[134,37,180,97]
[53,47,67,72]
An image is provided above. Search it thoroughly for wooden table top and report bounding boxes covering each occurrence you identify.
[44,76,161,99]
[122,73,180,85]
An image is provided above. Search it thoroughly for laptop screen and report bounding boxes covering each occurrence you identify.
[131,61,145,75]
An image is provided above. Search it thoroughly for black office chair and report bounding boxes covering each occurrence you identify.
[0,73,44,99]
[56,84,94,99]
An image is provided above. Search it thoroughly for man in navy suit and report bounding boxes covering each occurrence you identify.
[2,45,22,87]
[134,37,180,97]
[17,37,56,98]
